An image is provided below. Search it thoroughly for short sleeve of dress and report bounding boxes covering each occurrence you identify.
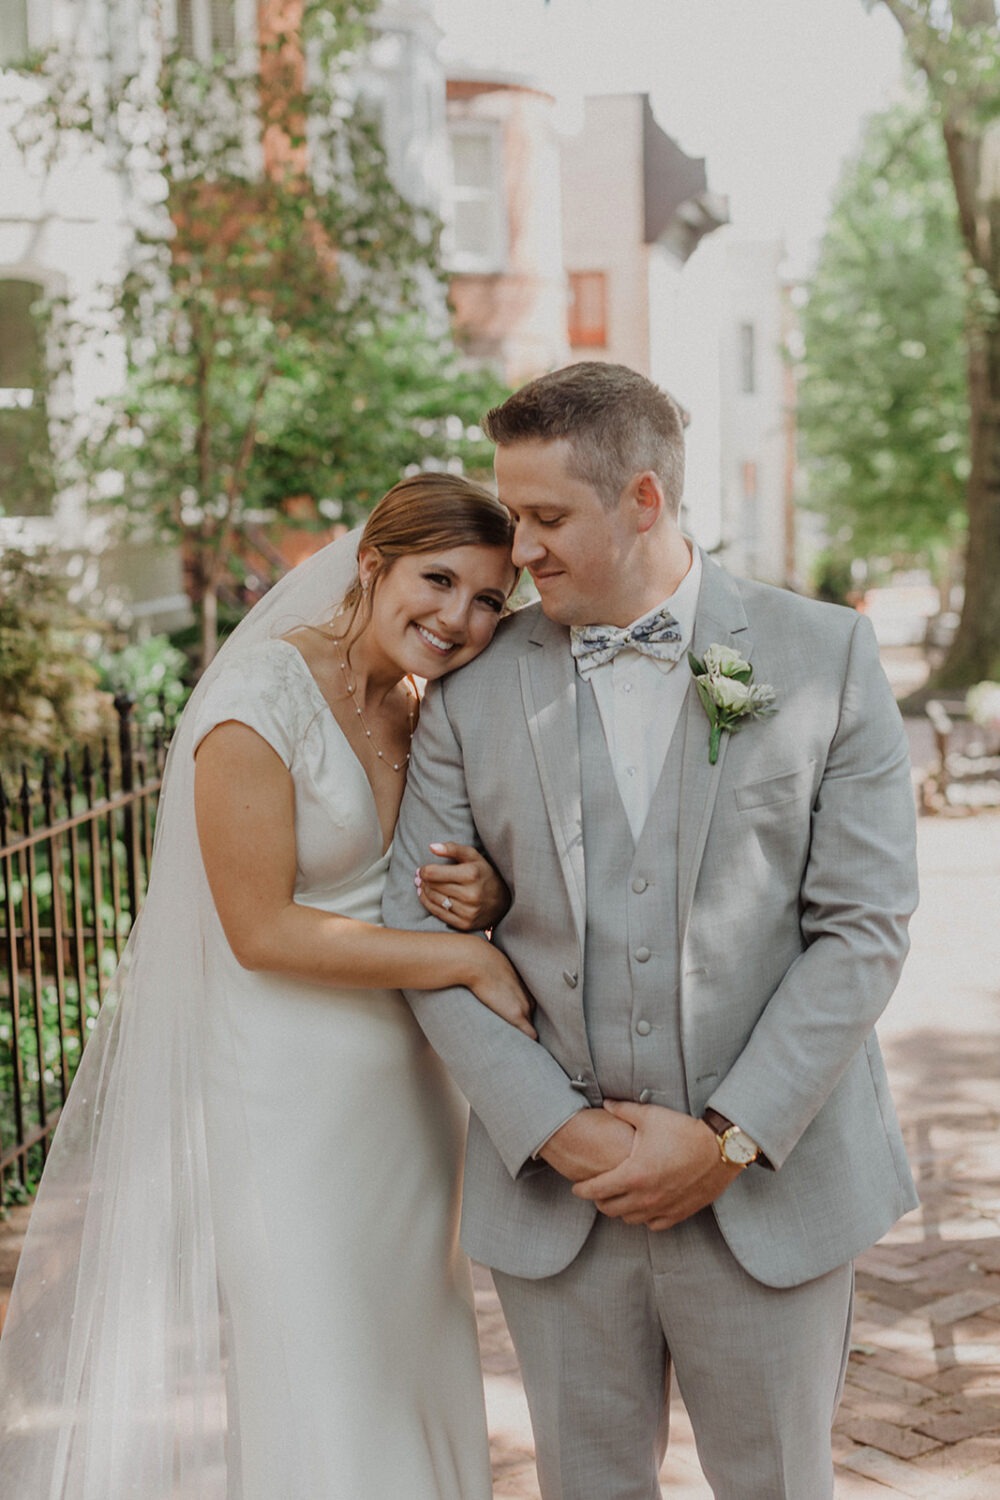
[191,642,306,769]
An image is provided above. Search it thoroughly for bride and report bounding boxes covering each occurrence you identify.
[0,473,530,1499]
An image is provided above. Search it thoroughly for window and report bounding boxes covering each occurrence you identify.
[567,271,608,349]
[0,0,29,67]
[739,322,756,395]
[0,280,53,516]
[739,458,760,563]
[445,123,505,273]
[177,0,235,62]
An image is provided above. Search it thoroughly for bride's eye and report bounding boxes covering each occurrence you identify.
[477,595,504,613]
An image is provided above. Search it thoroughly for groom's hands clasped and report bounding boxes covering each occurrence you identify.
[570,1102,744,1231]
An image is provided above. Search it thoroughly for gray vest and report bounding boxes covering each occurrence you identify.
[578,681,689,1111]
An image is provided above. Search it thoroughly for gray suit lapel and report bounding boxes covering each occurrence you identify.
[677,552,752,940]
[519,612,587,947]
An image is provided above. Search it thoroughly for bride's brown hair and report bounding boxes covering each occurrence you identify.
[338,472,515,628]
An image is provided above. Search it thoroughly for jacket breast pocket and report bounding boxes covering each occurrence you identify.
[734,762,816,813]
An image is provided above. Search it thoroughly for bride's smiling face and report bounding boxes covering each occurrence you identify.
[360,543,516,680]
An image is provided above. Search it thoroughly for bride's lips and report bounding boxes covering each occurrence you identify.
[414,623,459,656]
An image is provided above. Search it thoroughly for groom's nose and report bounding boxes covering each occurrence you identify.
[512,522,545,569]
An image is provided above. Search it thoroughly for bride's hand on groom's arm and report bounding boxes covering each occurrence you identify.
[571,1102,742,1230]
[416,842,510,931]
[461,940,538,1040]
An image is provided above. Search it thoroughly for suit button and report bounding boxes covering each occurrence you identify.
[639,1088,653,1103]
[631,877,648,894]
[635,946,651,963]
[562,970,578,988]
[635,1019,652,1036]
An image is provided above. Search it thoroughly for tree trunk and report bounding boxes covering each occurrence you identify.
[935,111,1000,686]
[200,583,219,671]
[939,306,1000,683]
[188,544,220,673]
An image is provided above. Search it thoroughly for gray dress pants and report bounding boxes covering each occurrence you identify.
[493,1208,854,1500]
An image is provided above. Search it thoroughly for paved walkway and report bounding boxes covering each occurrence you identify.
[2,720,998,1498]
[477,803,1000,1498]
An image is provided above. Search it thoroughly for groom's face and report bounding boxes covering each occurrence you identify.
[496,438,638,627]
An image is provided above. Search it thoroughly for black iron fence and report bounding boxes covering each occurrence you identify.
[0,700,172,1201]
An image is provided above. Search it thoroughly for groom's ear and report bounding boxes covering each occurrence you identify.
[626,471,666,535]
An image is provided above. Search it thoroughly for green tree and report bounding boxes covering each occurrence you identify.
[245,313,508,516]
[20,1,504,667]
[869,0,1000,684]
[797,92,969,589]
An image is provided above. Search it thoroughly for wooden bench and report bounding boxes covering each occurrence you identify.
[921,699,1000,812]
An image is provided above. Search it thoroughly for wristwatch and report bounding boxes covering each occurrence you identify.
[703,1108,760,1168]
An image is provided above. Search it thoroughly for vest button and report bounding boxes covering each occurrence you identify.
[639,1088,653,1104]
[562,969,579,988]
[634,946,652,963]
[635,1019,652,1036]
[631,877,648,894]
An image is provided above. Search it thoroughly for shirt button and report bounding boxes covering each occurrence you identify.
[636,1019,652,1036]
[635,946,651,963]
[631,877,648,894]
[639,1088,653,1104]
[626,766,637,778]
[562,969,578,989]
[622,681,633,694]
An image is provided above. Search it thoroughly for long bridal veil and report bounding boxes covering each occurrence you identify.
[0,528,362,1499]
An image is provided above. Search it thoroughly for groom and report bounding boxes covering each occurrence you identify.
[383,362,918,1499]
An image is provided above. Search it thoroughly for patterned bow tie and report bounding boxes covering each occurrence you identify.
[570,606,683,678]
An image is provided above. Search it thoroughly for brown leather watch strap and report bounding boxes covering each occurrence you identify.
[701,1108,772,1170]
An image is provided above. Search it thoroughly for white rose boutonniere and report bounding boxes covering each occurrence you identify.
[688,646,778,764]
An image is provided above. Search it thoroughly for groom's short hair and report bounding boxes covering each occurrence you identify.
[483,362,686,514]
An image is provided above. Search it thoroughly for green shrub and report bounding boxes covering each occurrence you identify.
[0,549,112,779]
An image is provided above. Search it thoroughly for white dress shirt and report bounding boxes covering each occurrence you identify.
[587,548,702,841]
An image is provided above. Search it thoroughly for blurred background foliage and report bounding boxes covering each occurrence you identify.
[797,87,969,587]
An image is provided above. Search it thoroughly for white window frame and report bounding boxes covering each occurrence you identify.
[444,120,507,275]
[0,0,35,66]
[166,0,255,64]
[739,321,756,396]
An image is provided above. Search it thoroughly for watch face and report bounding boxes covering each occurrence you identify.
[721,1128,758,1166]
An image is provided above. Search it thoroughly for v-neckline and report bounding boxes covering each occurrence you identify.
[270,638,397,860]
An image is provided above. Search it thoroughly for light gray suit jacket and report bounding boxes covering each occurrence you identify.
[383,551,919,1288]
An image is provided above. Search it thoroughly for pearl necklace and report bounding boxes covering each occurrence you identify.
[332,635,415,774]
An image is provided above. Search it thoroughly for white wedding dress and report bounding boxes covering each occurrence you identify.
[190,638,492,1499]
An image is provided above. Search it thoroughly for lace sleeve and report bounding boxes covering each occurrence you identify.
[191,642,305,768]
